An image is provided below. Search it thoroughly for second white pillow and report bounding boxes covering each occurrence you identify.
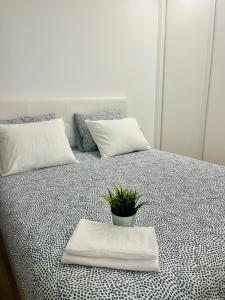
[0,118,78,176]
[85,118,150,158]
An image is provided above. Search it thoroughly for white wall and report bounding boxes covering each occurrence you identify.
[0,0,158,145]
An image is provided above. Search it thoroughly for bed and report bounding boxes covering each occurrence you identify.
[0,99,225,300]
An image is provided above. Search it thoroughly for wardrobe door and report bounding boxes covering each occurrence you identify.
[204,0,225,165]
[160,0,213,159]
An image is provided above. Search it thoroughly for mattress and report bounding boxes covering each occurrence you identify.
[0,149,224,300]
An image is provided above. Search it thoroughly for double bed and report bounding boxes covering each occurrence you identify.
[0,99,224,300]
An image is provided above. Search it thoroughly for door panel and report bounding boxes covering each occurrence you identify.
[204,0,225,165]
[161,0,213,159]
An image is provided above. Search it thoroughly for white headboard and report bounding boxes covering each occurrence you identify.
[0,97,127,146]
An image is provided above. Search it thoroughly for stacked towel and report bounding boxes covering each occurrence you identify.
[61,219,159,272]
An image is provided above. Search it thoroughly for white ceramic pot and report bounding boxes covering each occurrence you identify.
[112,213,135,227]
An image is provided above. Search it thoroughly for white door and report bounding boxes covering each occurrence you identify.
[160,0,214,159]
[204,0,225,165]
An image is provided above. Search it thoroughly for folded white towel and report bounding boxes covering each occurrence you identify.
[61,252,159,272]
[61,219,160,272]
[64,219,158,260]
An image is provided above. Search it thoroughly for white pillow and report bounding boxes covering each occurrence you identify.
[85,118,150,158]
[0,118,78,176]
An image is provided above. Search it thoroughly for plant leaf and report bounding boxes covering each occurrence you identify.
[103,185,146,217]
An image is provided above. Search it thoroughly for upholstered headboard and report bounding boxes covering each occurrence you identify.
[0,97,127,147]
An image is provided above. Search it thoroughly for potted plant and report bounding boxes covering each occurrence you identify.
[103,185,147,227]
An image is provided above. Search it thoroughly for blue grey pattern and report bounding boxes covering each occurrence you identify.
[0,113,56,124]
[74,110,121,152]
[0,149,225,300]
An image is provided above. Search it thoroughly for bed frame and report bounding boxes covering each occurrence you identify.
[0,97,127,147]
[0,232,21,300]
[0,96,127,299]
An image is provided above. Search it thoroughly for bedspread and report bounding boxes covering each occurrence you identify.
[0,149,225,300]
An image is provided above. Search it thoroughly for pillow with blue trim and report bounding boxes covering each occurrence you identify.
[74,110,121,152]
[0,113,56,124]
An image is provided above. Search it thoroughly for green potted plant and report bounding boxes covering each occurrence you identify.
[103,185,147,227]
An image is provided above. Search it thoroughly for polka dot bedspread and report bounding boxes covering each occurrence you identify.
[0,149,224,300]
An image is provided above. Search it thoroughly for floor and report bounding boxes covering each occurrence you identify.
[0,234,21,300]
